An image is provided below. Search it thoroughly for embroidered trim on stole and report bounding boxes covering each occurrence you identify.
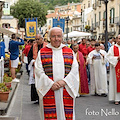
[40,46,73,119]
[114,45,120,92]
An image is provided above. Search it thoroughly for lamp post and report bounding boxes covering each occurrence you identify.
[65,16,70,41]
[99,0,109,52]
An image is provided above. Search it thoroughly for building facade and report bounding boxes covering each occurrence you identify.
[81,0,93,32]
[0,0,4,19]
[86,0,120,40]
[0,0,18,29]
[72,11,82,31]
[42,2,82,38]
[41,0,120,40]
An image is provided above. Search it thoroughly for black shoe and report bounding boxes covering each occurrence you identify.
[101,93,107,97]
[94,93,100,96]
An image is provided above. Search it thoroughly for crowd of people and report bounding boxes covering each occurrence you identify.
[8,27,120,120]
[65,34,120,106]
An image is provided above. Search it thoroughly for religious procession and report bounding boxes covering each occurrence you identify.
[0,27,120,120]
[0,0,120,120]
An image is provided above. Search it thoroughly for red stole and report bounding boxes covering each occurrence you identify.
[40,46,73,120]
[114,45,120,92]
[33,42,47,60]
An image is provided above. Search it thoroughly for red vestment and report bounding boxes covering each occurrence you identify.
[79,44,87,61]
[114,45,120,92]
[87,46,95,54]
[79,44,87,56]
[23,44,31,56]
[77,51,89,94]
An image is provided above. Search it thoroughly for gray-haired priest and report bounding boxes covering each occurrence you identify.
[35,27,79,120]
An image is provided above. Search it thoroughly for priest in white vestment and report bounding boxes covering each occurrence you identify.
[35,27,79,120]
[107,35,120,105]
[87,42,108,96]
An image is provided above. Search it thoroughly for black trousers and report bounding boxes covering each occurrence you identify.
[31,84,39,101]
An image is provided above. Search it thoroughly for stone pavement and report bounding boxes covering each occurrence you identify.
[0,64,120,120]
[6,64,40,120]
[75,95,120,120]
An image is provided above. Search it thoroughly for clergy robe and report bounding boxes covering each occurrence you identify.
[79,43,87,61]
[106,44,120,102]
[86,46,95,83]
[35,43,79,120]
[87,46,95,54]
[76,51,89,95]
[28,59,35,85]
[28,43,44,101]
[87,49,108,95]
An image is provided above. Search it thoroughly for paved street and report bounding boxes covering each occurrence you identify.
[4,64,120,120]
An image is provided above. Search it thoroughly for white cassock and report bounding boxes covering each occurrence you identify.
[35,43,79,120]
[106,44,120,101]
[87,49,108,95]
[28,59,35,85]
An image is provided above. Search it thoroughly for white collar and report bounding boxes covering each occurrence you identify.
[115,44,120,48]
[46,43,66,50]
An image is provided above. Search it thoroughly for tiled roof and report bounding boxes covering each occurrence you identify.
[46,13,63,18]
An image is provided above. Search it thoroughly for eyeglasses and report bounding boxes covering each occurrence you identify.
[35,39,40,40]
[35,37,43,40]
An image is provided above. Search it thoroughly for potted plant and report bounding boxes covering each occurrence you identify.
[3,74,12,89]
[85,25,90,32]
[0,83,10,102]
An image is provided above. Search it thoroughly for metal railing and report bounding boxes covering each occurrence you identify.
[96,21,100,27]
[103,20,106,26]
[114,16,120,25]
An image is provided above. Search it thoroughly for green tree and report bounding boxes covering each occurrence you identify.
[40,0,80,10]
[10,0,47,28]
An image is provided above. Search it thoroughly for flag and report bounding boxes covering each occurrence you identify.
[25,18,37,39]
[52,18,65,32]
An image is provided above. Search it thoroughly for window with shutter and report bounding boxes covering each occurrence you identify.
[110,8,115,24]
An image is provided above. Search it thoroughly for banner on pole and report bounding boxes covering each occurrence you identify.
[25,18,37,39]
[52,17,65,32]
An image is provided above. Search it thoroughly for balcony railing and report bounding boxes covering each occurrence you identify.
[97,1,102,7]
[90,23,97,33]
[114,17,120,25]
[110,18,115,24]
[72,16,81,19]
[96,21,100,27]
[103,20,106,26]
[73,24,82,27]
[93,3,97,10]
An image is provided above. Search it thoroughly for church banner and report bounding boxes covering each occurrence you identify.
[52,18,65,32]
[25,18,37,39]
